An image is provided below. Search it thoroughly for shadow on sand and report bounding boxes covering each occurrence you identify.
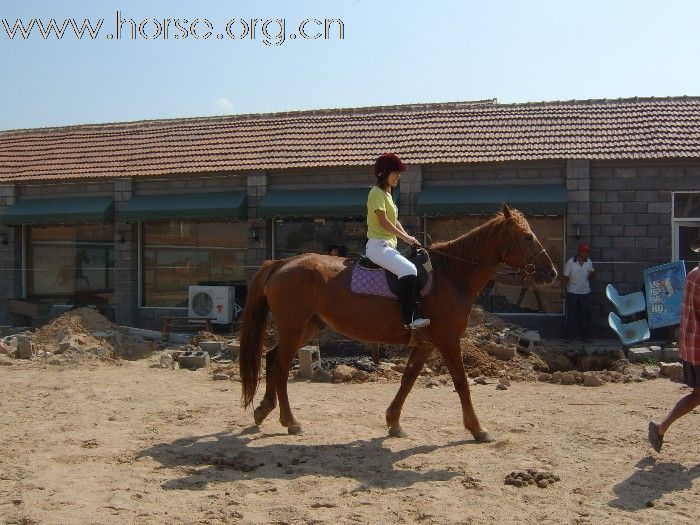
[138,428,475,490]
[609,457,700,510]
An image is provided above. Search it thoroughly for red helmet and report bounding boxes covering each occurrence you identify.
[374,153,407,177]
[577,242,590,252]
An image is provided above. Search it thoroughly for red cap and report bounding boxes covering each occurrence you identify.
[577,242,590,252]
[374,153,407,176]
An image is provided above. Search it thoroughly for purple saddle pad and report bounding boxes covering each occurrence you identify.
[350,265,433,300]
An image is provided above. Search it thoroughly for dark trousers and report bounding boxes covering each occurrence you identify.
[565,292,592,340]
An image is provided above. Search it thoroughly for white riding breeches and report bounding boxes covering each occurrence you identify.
[365,239,417,278]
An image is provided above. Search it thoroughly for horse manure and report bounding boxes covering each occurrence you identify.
[504,469,560,488]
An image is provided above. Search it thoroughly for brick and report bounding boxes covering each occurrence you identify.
[590,191,606,202]
[635,190,658,201]
[601,202,624,214]
[624,225,647,236]
[636,237,659,249]
[635,214,659,225]
[612,237,635,248]
[647,225,670,237]
[615,168,636,179]
[595,213,614,225]
[637,167,661,178]
[567,190,589,202]
[623,201,647,213]
[648,202,671,214]
[600,225,624,236]
[616,190,636,201]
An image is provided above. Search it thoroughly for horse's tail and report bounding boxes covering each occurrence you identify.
[240,259,283,408]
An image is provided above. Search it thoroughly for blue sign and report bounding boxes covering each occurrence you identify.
[644,261,687,329]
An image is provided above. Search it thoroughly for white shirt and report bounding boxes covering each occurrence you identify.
[564,257,594,294]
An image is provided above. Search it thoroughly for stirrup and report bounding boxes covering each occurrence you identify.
[405,318,430,330]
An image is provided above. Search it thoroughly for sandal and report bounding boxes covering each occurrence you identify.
[647,421,663,453]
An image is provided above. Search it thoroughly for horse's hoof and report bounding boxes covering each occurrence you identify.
[288,424,303,435]
[388,425,408,438]
[253,407,268,426]
[474,430,497,443]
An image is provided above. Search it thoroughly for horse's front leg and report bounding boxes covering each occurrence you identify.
[436,336,496,442]
[386,342,431,437]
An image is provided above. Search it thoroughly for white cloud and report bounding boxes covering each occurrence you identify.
[216,98,234,114]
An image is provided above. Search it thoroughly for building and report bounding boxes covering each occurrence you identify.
[1,97,699,333]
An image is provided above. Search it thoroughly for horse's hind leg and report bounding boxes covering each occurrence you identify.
[386,343,431,437]
[437,336,496,442]
[274,322,319,435]
[253,347,279,425]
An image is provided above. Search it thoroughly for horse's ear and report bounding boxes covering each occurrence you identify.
[501,203,512,218]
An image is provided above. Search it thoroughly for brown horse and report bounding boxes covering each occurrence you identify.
[240,204,558,441]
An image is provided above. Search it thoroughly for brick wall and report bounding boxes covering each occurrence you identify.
[587,161,700,328]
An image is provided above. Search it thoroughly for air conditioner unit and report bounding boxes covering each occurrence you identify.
[188,285,236,324]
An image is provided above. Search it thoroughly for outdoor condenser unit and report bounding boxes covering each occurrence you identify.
[187,285,237,324]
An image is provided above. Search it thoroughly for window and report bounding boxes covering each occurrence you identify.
[27,224,115,304]
[142,221,247,307]
[274,218,366,258]
[673,191,700,273]
[426,216,565,314]
[673,192,700,219]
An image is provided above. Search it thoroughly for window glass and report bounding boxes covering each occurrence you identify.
[426,215,564,314]
[143,221,247,307]
[274,219,366,258]
[674,193,700,219]
[27,224,114,304]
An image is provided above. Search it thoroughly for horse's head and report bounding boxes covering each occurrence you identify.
[499,203,558,285]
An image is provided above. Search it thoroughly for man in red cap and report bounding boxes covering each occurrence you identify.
[648,237,700,452]
[562,242,595,343]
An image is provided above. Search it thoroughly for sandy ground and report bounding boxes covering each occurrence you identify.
[0,359,699,525]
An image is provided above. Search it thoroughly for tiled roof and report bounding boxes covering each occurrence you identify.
[2,96,700,182]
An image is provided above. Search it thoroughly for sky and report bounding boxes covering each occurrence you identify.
[1,0,699,130]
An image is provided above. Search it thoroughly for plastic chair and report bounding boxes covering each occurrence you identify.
[605,284,646,317]
[607,312,651,346]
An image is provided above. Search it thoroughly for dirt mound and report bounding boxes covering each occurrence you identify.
[32,308,152,363]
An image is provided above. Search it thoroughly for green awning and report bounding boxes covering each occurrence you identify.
[120,192,247,222]
[257,188,368,218]
[417,184,567,216]
[0,196,115,225]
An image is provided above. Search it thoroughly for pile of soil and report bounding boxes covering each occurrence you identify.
[32,308,152,363]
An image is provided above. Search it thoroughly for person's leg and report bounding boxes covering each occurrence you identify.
[564,292,575,341]
[657,387,700,433]
[579,292,592,341]
[365,240,428,328]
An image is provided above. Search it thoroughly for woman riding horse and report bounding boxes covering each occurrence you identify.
[366,153,429,329]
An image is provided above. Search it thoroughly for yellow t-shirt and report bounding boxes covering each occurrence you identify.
[367,186,398,248]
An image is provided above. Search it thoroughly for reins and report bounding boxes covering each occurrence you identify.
[421,232,547,278]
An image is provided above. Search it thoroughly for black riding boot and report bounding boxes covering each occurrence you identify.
[398,275,430,329]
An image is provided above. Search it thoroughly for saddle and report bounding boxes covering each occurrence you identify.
[350,246,434,300]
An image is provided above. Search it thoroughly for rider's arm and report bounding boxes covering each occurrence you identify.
[375,210,418,245]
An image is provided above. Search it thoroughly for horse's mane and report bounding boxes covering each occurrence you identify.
[428,208,529,280]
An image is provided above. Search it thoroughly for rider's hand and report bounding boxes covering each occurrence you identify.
[404,235,420,246]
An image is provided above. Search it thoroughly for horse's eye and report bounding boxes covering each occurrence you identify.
[525,234,534,242]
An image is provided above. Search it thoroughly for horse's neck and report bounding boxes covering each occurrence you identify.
[438,226,508,299]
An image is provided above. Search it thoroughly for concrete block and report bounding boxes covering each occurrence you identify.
[198,340,223,356]
[628,346,652,363]
[660,362,684,382]
[662,347,679,362]
[298,345,321,379]
[649,345,662,359]
[506,330,539,355]
[177,351,210,370]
